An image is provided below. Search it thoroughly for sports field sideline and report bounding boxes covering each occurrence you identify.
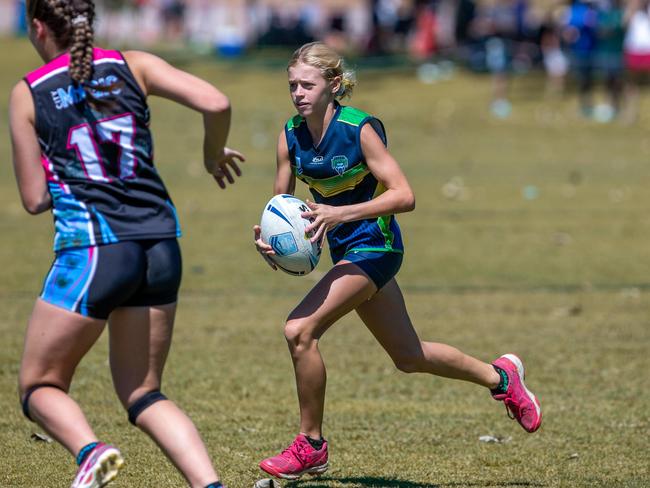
[0,37,648,487]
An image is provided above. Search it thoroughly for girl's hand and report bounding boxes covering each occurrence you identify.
[302,200,343,245]
[253,225,277,270]
[206,147,245,189]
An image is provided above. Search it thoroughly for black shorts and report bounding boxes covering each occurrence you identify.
[40,239,182,319]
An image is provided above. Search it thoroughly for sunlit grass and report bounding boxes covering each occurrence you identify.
[0,36,648,487]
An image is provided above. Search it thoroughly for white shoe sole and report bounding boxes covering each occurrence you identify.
[71,448,124,488]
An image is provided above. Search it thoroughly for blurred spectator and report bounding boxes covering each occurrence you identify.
[597,0,625,121]
[161,0,187,43]
[473,0,533,118]
[13,0,27,35]
[368,0,416,55]
[409,1,437,61]
[539,6,569,97]
[563,0,600,117]
[623,0,650,122]
[455,0,477,47]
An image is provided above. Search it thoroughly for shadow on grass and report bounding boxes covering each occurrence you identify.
[287,476,544,488]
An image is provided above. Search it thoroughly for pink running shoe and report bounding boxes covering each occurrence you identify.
[70,443,124,488]
[491,354,542,433]
[259,435,328,480]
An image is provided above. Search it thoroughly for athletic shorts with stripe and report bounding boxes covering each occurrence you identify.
[40,239,182,319]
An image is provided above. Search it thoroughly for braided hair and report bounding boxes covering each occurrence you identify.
[27,0,116,108]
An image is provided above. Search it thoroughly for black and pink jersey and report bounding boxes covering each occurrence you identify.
[24,48,181,251]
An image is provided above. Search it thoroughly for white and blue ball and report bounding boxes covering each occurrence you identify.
[260,194,321,276]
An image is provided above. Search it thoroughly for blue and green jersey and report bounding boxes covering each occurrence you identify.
[284,102,403,263]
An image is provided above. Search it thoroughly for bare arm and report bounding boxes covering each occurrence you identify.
[123,50,244,188]
[274,130,296,195]
[303,123,415,243]
[9,81,51,215]
[253,130,296,268]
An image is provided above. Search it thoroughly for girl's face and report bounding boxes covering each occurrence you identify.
[287,62,340,118]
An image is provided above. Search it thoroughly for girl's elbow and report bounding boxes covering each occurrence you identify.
[402,191,416,213]
[204,92,231,115]
[22,195,50,215]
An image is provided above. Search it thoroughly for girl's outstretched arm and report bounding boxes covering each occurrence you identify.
[253,131,296,269]
[274,130,295,195]
[123,50,244,188]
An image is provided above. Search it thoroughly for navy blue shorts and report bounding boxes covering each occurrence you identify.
[343,250,403,291]
[40,239,182,319]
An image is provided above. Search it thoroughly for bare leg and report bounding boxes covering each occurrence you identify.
[356,279,500,388]
[285,262,377,439]
[19,299,106,456]
[109,304,220,488]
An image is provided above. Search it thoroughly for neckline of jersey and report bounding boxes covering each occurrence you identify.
[311,101,342,153]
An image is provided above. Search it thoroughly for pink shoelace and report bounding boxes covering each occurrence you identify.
[281,439,311,463]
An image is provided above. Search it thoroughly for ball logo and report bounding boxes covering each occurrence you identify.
[331,155,348,175]
[269,232,298,256]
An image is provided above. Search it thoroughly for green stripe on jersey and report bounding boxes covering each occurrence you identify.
[345,247,403,255]
[338,107,370,127]
[287,115,304,131]
[376,215,395,250]
[295,162,370,198]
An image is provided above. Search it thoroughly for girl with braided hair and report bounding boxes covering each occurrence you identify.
[9,0,244,487]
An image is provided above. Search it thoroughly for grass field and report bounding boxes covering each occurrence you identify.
[0,36,649,487]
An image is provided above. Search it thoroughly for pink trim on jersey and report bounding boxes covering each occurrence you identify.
[41,154,57,182]
[41,154,70,192]
[25,48,124,87]
[26,53,70,86]
[92,48,123,62]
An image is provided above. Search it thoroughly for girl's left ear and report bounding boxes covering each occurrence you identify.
[331,76,342,95]
[31,18,47,40]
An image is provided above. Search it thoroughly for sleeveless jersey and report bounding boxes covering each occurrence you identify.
[24,48,181,251]
[284,103,403,262]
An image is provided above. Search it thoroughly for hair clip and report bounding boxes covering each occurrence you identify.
[71,15,88,25]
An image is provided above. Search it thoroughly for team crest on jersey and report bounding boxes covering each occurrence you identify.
[331,155,348,175]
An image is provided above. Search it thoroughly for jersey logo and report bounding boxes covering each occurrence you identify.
[331,155,349,175]
[50,75,122,110]
[312,155,324,164]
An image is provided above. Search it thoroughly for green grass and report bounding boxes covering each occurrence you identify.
[0,36,649,487]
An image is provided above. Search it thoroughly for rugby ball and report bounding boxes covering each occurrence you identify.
[260,194,321,275]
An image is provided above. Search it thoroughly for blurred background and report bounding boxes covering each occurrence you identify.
[1,2,649,487]
[3,0,650,122]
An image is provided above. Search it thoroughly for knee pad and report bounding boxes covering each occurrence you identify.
[21,383,66,422]
[127,390,167,425]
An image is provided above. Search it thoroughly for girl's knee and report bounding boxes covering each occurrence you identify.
[393,357,422,374]
[115,384,161,410]
[392,348,426,374]
[284,318,318,351]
